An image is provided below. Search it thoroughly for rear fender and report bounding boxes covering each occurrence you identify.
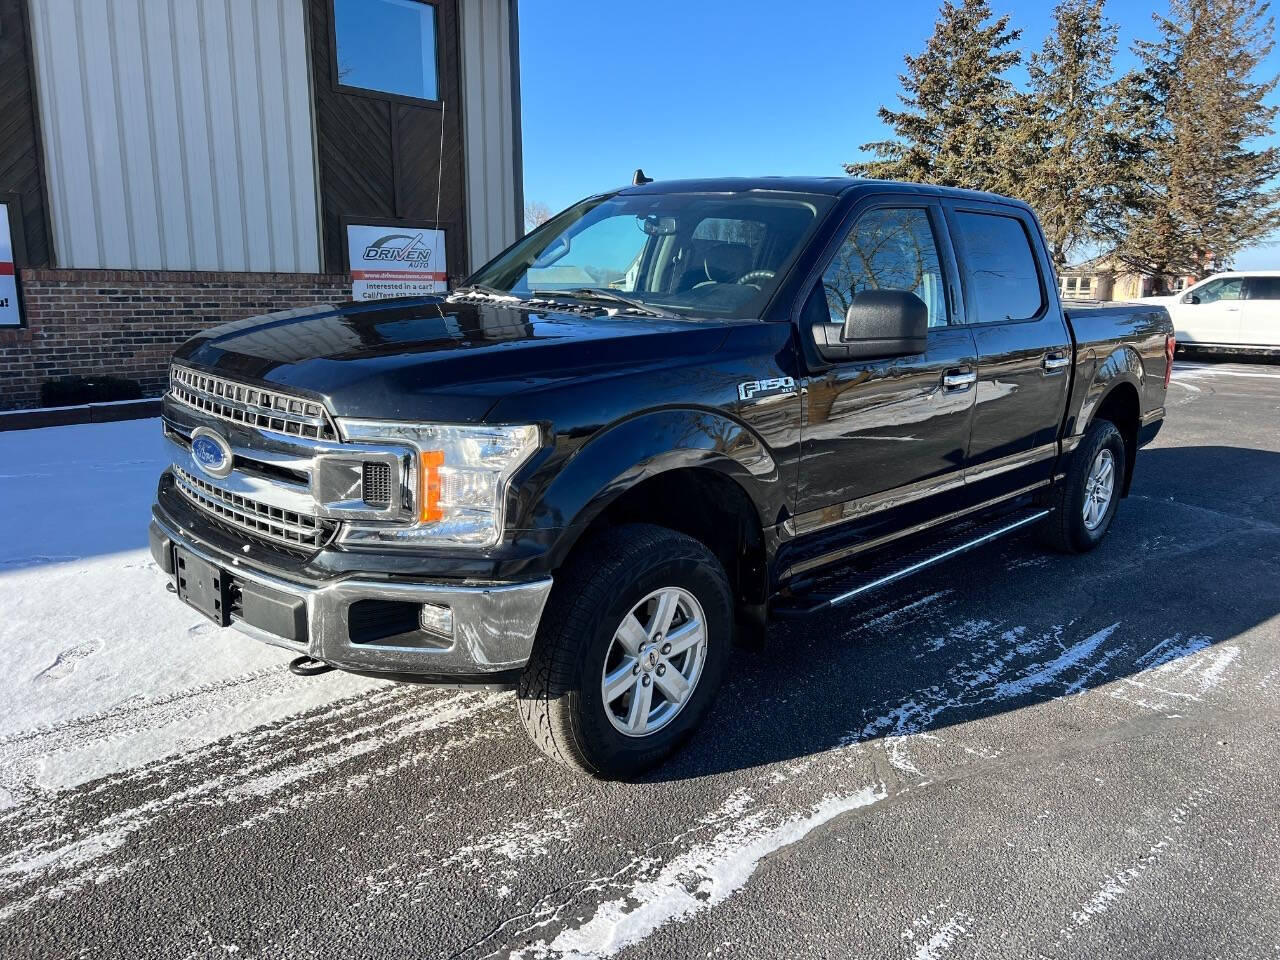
[1069,344,1145,444]
[1066,344,1145,494]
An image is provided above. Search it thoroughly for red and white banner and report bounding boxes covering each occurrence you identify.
[0,203,19,327]
[346,224,448,302]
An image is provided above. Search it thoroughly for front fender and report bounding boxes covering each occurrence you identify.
[529,408,782,568]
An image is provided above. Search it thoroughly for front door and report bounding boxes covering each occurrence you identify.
[793,202,977,568]
[1177,276,1245,346]
[945,203,1072,495]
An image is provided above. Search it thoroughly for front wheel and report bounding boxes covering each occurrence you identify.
[516,523,733,778]
[1037,419,1127,553]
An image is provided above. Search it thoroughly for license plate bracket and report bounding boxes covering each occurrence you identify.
[174,546,232,627]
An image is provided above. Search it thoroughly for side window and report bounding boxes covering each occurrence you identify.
[821,208,948,328]
[333,0,439,102]
[952,211,1044,323]
[1248,276,1280,300]
[1196,278,1244,304]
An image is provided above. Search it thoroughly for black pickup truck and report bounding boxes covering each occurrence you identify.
[150,177,1173,777]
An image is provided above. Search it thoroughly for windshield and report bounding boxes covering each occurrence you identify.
[466,190,835,319]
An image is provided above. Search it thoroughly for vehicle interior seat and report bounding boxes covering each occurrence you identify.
[676,241,753,290]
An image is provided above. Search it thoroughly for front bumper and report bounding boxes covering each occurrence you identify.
[150,510,553,679]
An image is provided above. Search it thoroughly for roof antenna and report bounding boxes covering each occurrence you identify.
[632,168,654,186]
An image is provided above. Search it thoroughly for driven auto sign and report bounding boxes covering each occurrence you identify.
[0,203,19,327]
[347,224,448,301]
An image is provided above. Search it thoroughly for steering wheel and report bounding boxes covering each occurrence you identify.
[737,270,776,288]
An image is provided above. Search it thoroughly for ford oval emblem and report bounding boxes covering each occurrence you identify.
[190,427,233,479]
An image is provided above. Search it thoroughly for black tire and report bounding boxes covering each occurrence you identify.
[1037,418,1127,553]
[516,523,733,778]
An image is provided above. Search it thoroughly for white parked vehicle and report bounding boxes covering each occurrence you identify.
[1146,270,1280,353]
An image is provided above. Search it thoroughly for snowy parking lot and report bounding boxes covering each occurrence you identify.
[2,359,1279,958]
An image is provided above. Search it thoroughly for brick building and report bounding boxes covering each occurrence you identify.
[0,0,522,410]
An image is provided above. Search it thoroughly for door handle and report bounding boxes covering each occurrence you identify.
[942,368,977,389]
[1042,353,1071,372]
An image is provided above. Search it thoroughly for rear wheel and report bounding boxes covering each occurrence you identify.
[516,523,733,778]
[1037,418,1127,553]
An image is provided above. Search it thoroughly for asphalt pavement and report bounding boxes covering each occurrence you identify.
[2,357,1278,959]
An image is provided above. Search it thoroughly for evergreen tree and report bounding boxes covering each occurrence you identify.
[1111,0,1280,284]
[845,0,1022,192]
[1005,0,1120,268]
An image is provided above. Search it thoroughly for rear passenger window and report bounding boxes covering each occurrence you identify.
[953,212,1044,323]
[1248,277,1280,300]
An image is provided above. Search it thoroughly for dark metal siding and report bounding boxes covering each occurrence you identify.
[0,0,51,266]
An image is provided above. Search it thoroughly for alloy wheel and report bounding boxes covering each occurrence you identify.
[1082,448,1116,531]
[600,587,708,737]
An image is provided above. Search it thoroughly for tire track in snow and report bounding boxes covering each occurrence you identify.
[903,906,974,960]
[461,614,1245,958]
[503,785,888,960]
[0,666,383,808]
[0,687,503,921]
[1054,786,1216,945]
[457,617,1143,957]
[1111,633,1243,711]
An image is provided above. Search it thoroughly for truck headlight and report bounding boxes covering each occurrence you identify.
[336,421,541,548]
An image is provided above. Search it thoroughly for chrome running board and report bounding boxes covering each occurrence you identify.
[773,507,1049,618]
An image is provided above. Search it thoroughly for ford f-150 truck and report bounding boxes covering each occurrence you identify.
[150,177,1173,777]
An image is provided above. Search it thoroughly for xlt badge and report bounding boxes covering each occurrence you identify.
[738,377,796,402]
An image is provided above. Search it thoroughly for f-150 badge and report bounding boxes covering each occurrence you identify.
[738,377,797,401]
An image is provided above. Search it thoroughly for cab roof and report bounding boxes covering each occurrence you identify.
[615,176,1029,209]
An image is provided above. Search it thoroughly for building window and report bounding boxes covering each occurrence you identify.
[334,0,439,102]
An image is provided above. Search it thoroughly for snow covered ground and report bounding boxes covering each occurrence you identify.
[0,419,381,807]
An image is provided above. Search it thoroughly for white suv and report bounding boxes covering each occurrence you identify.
[1147,271,1280,353]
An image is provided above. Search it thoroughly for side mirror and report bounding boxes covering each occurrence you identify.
[812,290,928,361]
[1181,292,1200,305]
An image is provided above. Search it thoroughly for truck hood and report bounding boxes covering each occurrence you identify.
[174,296,737,423]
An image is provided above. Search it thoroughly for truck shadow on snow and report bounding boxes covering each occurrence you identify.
[644,445,1280,783]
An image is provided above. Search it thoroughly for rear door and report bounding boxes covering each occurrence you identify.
[944,201,1072,495]
[1243,276,1280,347]
[792,197,977,563]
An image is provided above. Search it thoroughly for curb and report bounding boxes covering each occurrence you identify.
[0,398,162,432]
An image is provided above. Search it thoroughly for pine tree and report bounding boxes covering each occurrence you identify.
[845,0,1022,192]
[1111,0,1280,284]
[1004,0,1120,269]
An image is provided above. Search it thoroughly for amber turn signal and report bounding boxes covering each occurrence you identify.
[419,450,445,522]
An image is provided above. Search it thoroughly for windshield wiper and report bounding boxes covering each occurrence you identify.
[534,287,682,320]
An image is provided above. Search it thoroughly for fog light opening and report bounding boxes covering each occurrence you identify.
[420,602,454,638]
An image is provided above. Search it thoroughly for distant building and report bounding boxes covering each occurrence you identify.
[1058,255,1196,302]
[0,0,522,410]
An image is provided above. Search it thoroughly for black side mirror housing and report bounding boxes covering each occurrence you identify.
[812,289,929,361]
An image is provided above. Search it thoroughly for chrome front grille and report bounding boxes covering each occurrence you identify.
[173,465,335,551]
[169,365,337,441]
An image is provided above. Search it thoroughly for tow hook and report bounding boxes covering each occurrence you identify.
[289,655,334,677]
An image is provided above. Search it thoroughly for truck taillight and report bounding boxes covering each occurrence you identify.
[1164,335,1176,388]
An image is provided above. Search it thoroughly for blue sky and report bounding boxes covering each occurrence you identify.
[519,0,1280,269]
